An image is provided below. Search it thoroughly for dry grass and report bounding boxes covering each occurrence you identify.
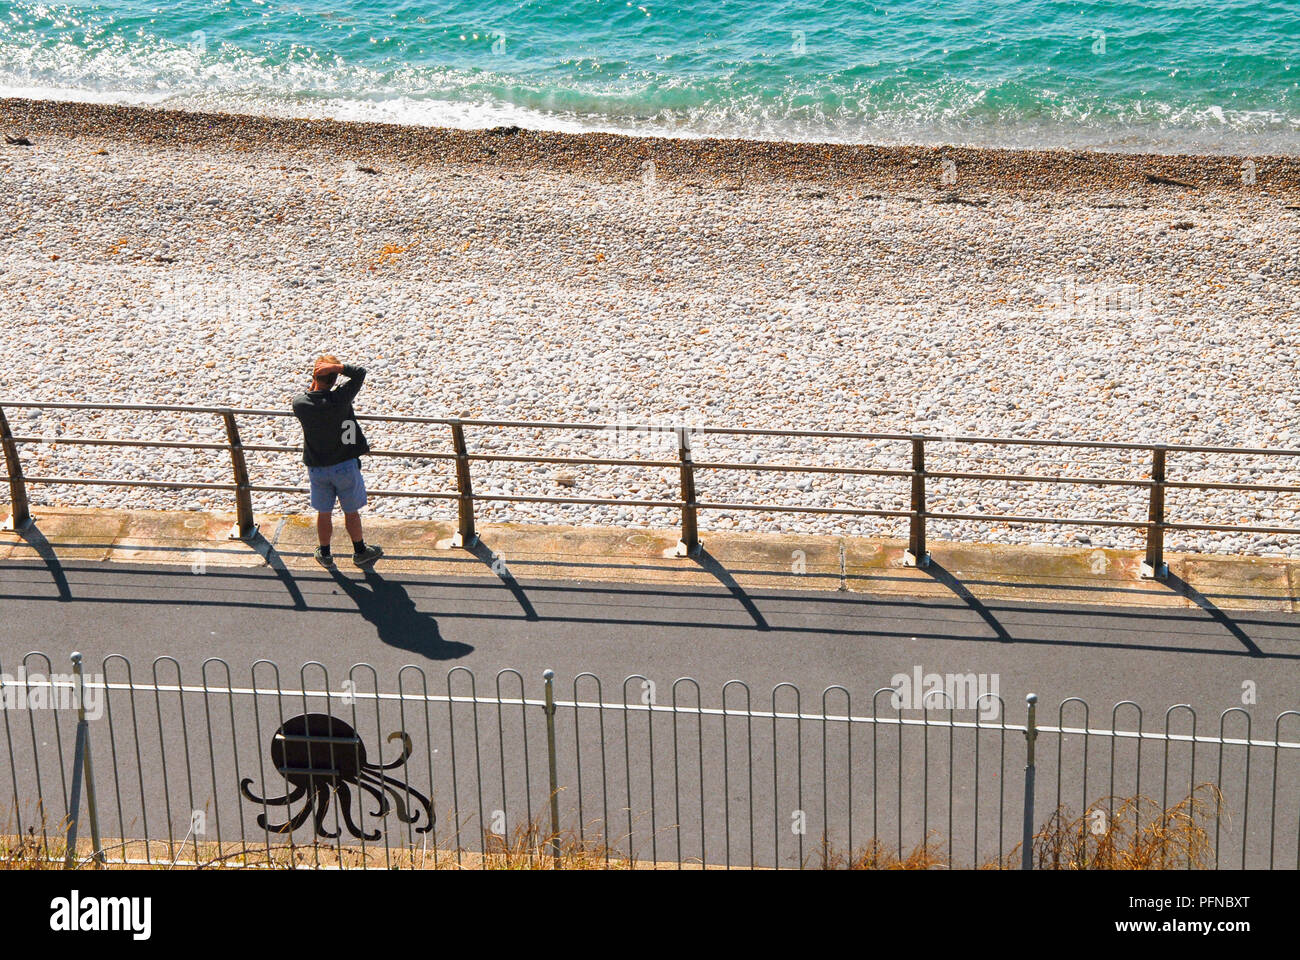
[3,786,1224,870]
[819,836,949,870]
[0,828,70,870]
[3,820,652,871]
[820,785,1221,870]
[1006,784,1221,870]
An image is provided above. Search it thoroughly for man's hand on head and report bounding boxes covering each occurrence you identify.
[314,361,345,378]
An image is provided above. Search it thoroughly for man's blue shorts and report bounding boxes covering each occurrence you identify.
[307,458,368,513]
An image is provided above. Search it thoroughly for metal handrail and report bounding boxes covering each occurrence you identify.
[9,399,1300,456]
[3,399,1300,573]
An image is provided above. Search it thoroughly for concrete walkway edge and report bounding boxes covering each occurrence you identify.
[3,507,1298,613]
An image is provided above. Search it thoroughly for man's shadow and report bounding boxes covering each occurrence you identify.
[328,566,473,661]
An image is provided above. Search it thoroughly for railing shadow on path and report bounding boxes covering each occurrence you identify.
[14,522,71,602]
[921,560,1014,643]
[1163,571,1266,658]
[691,546,771,631]
[245,529,307,611]
[1,525,1297,661]
[466,537,539,622]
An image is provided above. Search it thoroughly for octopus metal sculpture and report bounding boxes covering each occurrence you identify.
[240,713,434,841]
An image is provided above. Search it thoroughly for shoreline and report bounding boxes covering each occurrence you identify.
[3,96,1299,196]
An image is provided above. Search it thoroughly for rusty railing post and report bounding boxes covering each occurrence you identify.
[1142,446,1168,579]
[673,425,701,557]
[221,411,258,540]
[450,419,478,548]
[904,436,930,567]
[0,403,33,530]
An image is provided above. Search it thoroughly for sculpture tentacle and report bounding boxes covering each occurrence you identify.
[312,782,341,839]
[337,782,381,842]
[240,777,307,807]
[360,769,434,832]
[370,731,415,770]
[255,788,317,835]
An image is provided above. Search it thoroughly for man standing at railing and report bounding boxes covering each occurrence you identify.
[292,355,383,568]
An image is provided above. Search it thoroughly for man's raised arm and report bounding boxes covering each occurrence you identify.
[335,363,367,403]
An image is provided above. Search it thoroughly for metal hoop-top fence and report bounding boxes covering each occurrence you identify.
[3,653,1298,870]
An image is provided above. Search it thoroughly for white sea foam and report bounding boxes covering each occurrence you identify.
[1,12,1296,153]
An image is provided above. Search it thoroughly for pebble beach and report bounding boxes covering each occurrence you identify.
[3,97,1300,557]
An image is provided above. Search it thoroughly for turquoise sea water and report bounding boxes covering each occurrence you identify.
[0,1,1296,153]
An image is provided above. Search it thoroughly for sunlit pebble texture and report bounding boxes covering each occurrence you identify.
[3,131,1299,557]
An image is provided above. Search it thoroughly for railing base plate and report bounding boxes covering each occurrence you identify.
[445,531,478,550]
[227,523,259,542]
[1139,561,1168,580]
[903,550,932,569]
[2,514,34,532]
[668,540,703,559]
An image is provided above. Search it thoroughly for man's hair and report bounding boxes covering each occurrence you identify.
[313,354,340,390]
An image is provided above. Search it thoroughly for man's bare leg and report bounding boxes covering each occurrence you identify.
[313,512,336,566]
[344,510,383,566]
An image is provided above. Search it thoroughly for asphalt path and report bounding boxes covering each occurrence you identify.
[3,557,1299,867]
[4,557,1299,709]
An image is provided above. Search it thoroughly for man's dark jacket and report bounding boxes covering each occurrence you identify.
[291,365,372,467]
